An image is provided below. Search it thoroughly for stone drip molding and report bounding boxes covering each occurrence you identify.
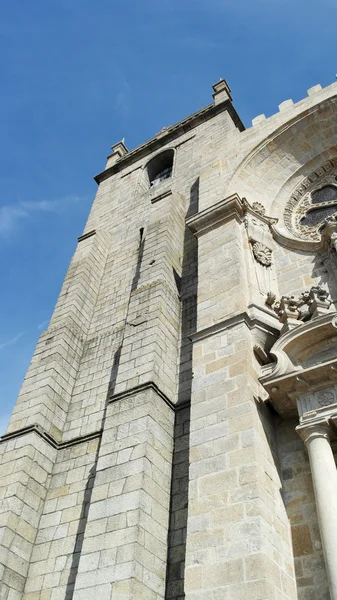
[0,423,103,450]
[109,380,181,412]
[190,310,280,344]
[251,81,337,127]
[0,384,190,449]
[186,193,246,236]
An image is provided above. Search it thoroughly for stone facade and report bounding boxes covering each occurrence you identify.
[2,78,337,600]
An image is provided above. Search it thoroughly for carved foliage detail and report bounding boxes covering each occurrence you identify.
[251,202,266,216]
[251,241,272,266]
[317,389,335,407]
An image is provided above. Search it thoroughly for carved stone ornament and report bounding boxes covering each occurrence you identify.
[284,159,337,242]
[251,241,272,266]
[318,214,337,253]
[273,285,331,325]
[296,386,337,421]
[251,202,266,216]
[317,389,335,407]
[260,311,337,417]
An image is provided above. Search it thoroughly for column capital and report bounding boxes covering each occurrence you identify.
[296,419,331,445]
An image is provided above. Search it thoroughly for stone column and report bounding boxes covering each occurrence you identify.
[297,420,337,600]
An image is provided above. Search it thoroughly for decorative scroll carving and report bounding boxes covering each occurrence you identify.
[251,241,272,266]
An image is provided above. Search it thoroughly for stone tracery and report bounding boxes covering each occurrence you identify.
[284,159,337,242]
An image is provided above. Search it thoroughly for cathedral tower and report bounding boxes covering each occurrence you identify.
[2,79,337,600]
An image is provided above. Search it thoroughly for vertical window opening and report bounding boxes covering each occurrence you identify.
[147,149,174,188]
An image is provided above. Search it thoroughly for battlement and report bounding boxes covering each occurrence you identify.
[251,79,337,127]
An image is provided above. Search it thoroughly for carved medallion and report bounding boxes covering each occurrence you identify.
[251,241,272,266]
[317,390,335,407]
[284,159,337,241]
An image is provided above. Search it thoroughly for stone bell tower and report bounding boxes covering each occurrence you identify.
[2,77,337,600]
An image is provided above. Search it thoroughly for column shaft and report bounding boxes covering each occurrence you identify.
[300,425,337,600]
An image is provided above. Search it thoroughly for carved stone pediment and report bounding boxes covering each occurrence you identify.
[260,312,337,416]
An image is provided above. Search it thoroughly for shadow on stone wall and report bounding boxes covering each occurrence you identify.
[165,406,190,600]
[165,178,199,600]
[256,398,329,600]
[65,345,122,600]
[275,416,329,600]
[65,230,145,599]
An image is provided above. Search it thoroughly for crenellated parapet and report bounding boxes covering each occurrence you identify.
[250,81,337,129]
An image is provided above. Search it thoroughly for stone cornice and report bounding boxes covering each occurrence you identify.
[94,101,245,184]
[149,188,172,204]
[186,193,246,237]
[110,380,176,411]
[260,312,337,416]
[0,389,190,449]
[190,310,280,343]
[0,424,103,449]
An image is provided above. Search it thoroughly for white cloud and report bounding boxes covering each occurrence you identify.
[0,195,81,236]
[0,205,27,233]
[0,332,24,351]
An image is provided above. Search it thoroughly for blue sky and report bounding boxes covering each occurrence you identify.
[1,0,337,433]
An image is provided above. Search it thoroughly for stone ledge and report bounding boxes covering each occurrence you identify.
[150,189,172,204]
[190,310,280,343]
[0,423,103,449]
[78,229,96,243]
[186,193,246,236]
[0,393,190,450]
[260,312,337,416]
[110,380,176,411]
